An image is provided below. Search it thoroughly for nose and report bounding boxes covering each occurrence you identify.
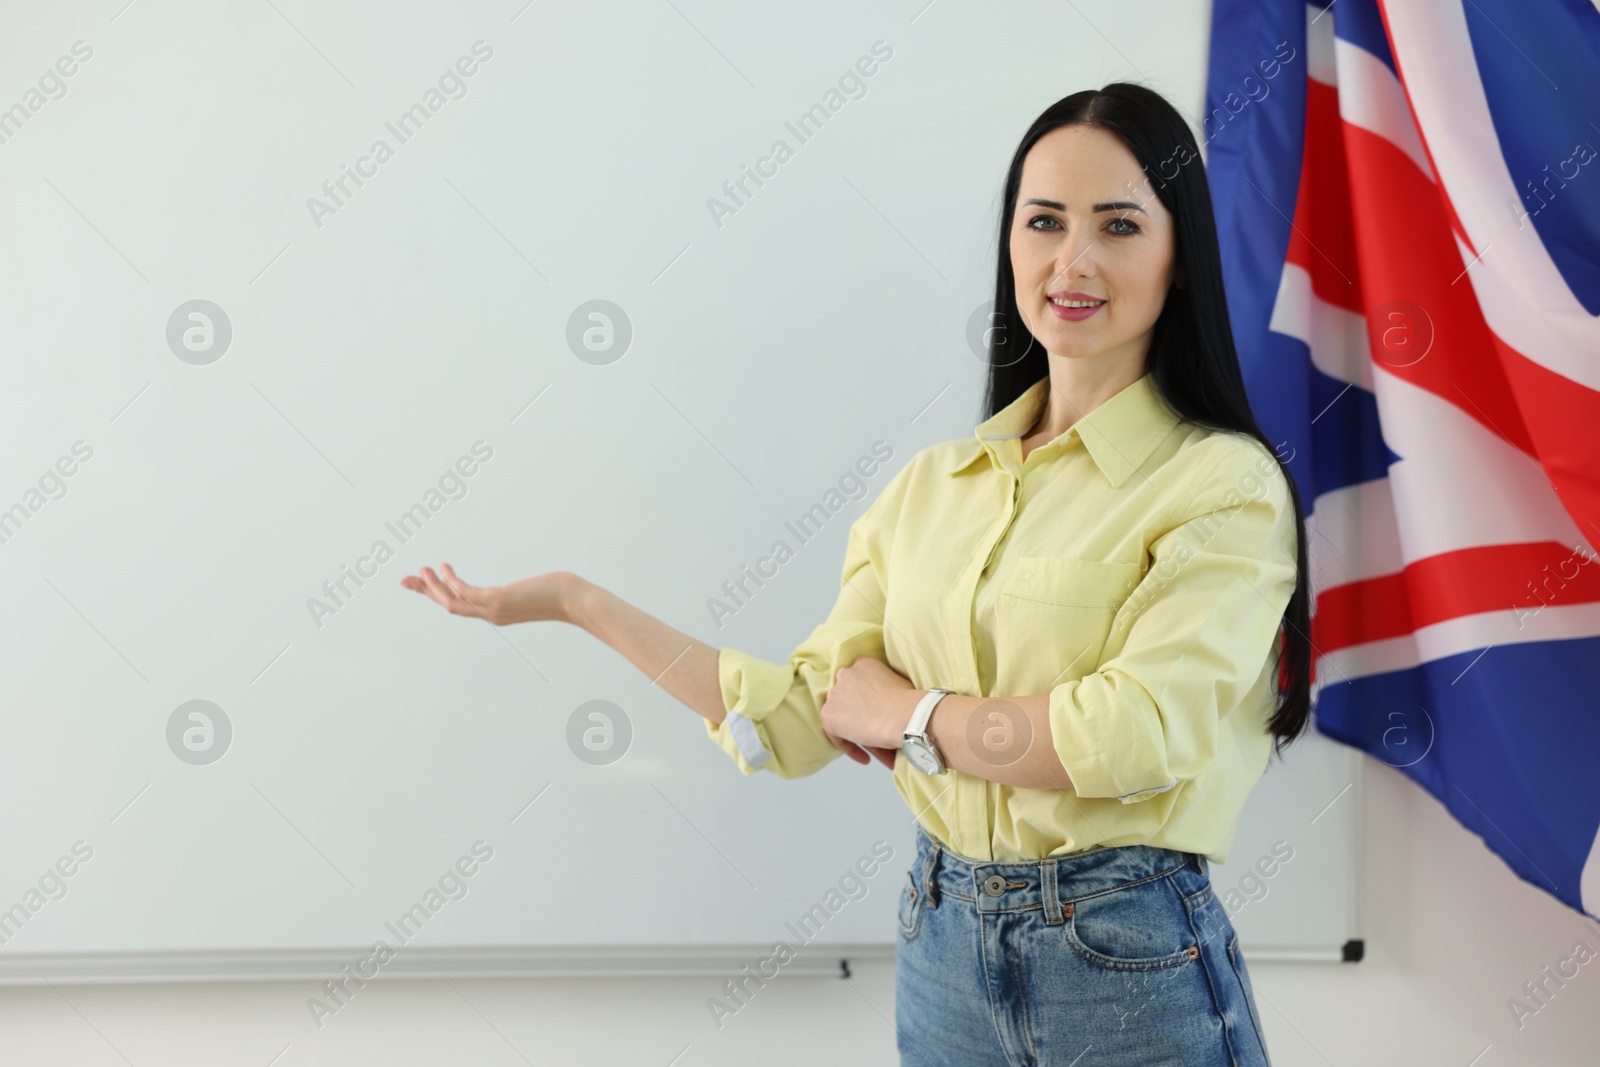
[1050,226,1097,288]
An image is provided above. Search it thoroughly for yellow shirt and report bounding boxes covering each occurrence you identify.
[705,370,1299,864]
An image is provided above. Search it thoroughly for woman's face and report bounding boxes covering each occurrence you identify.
[1007,123,1181,370]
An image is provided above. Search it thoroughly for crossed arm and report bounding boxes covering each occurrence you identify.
[556,561,1069,787]
[401,440,1295,802]
[399,562,1065,784]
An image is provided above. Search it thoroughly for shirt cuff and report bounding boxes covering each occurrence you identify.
[1115,777,1180,804]
[703,647,791,775]
[717,646,795,720]
[1048,677,1183,803]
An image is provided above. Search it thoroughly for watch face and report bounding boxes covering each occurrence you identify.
[903,737,942,775]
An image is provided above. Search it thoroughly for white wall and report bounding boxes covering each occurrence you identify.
[4,761,1598,1064]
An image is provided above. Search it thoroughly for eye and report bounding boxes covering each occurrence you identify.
[1107,216,1141,236]
[1025,214,1061,232]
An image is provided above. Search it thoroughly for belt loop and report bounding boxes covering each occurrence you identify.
[1190,852,1205,876]
[1041,855,1063,926]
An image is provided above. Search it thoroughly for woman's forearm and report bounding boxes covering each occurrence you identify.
[564,576,728,726]
[925,692,1072,790]
[868,686,1070,789]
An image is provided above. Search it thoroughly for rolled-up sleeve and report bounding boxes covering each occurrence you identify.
[1049,441,1299,803]
[706,463,906,779]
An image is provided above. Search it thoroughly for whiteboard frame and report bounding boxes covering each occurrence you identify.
[0,752,1364,984]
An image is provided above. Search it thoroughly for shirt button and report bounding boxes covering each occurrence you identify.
[982,875,1007,897]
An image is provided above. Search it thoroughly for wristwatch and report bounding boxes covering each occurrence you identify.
[902,687,954,775]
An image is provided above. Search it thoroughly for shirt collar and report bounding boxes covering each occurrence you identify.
[942,371,1182,488]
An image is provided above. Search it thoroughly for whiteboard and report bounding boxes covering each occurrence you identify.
[0,0,1358,982]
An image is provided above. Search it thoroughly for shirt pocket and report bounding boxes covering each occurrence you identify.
[996,556,1143,685]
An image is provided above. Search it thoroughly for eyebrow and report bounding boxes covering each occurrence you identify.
[1021,197,1147,215]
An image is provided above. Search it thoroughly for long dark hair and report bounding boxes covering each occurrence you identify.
[983,81,1313,753]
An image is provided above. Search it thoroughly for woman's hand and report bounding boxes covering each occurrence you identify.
[820,656,918,770]
[400,563,576,626]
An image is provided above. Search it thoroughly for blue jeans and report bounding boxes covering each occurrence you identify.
[895,825,1270,1066]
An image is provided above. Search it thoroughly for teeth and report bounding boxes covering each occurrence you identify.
[1051,297,1104,308]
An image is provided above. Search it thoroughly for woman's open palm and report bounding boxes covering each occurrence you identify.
[400,563,572,627]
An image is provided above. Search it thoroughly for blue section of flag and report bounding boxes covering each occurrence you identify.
[1465,0,1600,315]
[1243,329,1318,496]
[1316,635,1600,914]
[1308,366,1399,491]
[1329,0,1396,77]
[1205,0,1309,481]
[1239,331,1398,499]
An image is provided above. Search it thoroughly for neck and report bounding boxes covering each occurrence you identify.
[1028,357,1147,441]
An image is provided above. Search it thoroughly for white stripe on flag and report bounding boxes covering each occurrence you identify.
[1380,0,1600,391]
[1305,2,1337,85]
[1270,263,1375,390]
[1332,35,1435,182]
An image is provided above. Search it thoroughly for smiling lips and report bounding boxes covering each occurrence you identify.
[1047,290,1105,321]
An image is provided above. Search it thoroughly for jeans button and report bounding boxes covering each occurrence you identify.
[982,875,1007,897]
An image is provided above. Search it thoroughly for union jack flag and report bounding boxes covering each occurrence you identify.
[1206,0,1600,918]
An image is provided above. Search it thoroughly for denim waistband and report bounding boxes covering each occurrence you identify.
[910,824,1207,919]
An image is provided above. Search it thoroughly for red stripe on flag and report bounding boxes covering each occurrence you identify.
[1286,79,1362,311]
[1340,120,1535,454]
[1312,540,1600,654]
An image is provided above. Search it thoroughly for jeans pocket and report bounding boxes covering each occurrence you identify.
[896,870,926,941]
[1062,871,1199,971]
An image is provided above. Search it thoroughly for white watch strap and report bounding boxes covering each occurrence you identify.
[905,688,952,740]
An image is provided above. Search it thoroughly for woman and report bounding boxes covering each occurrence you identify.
[403,81,1310,1066]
